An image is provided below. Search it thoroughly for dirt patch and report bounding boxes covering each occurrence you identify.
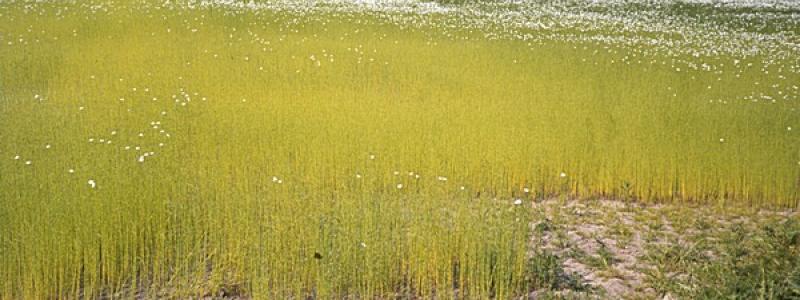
[528,199,798,299]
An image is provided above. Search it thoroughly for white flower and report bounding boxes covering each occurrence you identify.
[79,106,85,111]
[68,169,75,174]
[87,179,96,189]
[788,127,793,131]
[360,242,367,248]
[437,176,448,181]
[523,187,530,193]
[369,154,375,160]
[111,131,117,135]
[460,186,465,190]
[396,183,403,189]
[24,160,32,165]
[355,173,362,179]
[13,155,19,160]
[513,199,523,205]
[393,171,399,175]
[138,155,145,163]
[45,144,51,149]
[719,138,725,143]
[560,172,567,178]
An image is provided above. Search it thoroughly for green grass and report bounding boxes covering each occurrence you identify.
[641,212,800,299]
[0,0,798,298]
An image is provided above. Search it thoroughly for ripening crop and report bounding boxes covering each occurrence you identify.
[1,0,798,298]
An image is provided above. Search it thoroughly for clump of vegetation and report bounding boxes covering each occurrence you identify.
[645,219,800,299]
[526,250,588,292]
